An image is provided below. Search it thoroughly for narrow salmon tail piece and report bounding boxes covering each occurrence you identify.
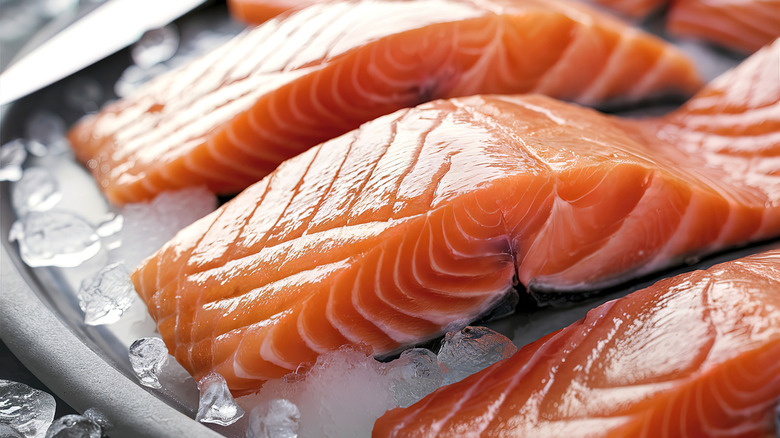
[667,0,780,53]
[227,0,323,24]
[372,250,780,438]
[132,41,778,394]
[590,0,667,18]
[68,0,702,205]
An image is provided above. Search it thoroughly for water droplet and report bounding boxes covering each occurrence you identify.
[78,262,136,325]
[12,167,61,215]
[128,337,169,388]
[9,211,101,268]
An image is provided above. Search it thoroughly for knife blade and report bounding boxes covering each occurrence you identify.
[0,0,209,107]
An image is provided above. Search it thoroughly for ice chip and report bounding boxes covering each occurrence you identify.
[387,348,443,408]
[9,211,100,268]
[44,415,100,438]
[132,25,179,68]
[438,326,518,386]
[196,373,244,426]
[246,399,300,438]
[78,262,136,325]
[128,337,169,388]
[0,380,56,438]
[64,77,103,114]
[12,168,61,215]
[24,111,69,155]
[1,140,27,182]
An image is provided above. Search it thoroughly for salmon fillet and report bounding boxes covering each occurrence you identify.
[131,40,779,393]
[590,0,666,18]
[228,0,327,24]
[373,249,780,438]
[68,0,702,204]
[668,0,780,54]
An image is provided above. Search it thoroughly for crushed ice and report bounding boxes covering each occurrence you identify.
[128,337,169,389]
[44,415,100,438]
[438,326,517,386]
[77,262,136,325]
[196,373,245,426]
[9,211,100,268]
[11,167,61,215]
[0,380,55,438]
[246,399,300,438]
[64,77,103,114]
[113,187,216,268]
[0,140,27,182]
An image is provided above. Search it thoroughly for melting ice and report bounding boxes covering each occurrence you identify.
[0,140,27,182]
[132,26,179,68]
[44,415,100,438]
[0,380,55,438]
[128,337,169,388]
[12,167,61,215]
[438,326,517,386]
[24,111,69,156]
[386,349,442,408]
[77,262,136,325]
[9,211,100,268]
[197,373,245,426]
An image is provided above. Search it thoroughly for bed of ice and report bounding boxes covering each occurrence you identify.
[3,3,778,438]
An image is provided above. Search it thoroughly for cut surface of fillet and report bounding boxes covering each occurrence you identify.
[590,0,666,18]
[667,0,780,54]
[68,0,702,204]
[373,250,780,437]
[227,0,327,24]
[131,40,780,393]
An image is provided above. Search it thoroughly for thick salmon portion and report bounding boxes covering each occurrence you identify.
[668,0,780,54]
[373,250,780,438]
[591,0,666,18]
[68,0,702,205]
[132,41,779,393]
[228,0,325,24]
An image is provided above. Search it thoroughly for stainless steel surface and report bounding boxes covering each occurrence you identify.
[0,0,209,106]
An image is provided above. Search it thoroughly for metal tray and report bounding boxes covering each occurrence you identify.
[0,3,769,438]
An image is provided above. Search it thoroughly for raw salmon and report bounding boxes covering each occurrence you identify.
[373,249,780,438]
[590,0,666,18]
[227,0,326,24]
[667,0,780,53]
[131,40,779,393]
[68,0,702,204]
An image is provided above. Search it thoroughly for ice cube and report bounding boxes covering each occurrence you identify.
[132,26,179,68]
[24,111,69,156]
[78,262,136,325]
[9,211,100,268]
[81,409,109,433]
[196,373,244,426]
[44,415,100,438]
[12,168,61,215]
[1,140,27,182]
[0,380,55,438]
[114,187,216,268]
[386,349,442,408]
[246,399,300,438]
[128,337,169,389]
[113,64,169,98]
[438,326,518,386]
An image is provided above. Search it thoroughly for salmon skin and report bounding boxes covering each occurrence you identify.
[67,0,702,205]
[131,40,779,393]
[668,0,780,54]
[373,250,780,438]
